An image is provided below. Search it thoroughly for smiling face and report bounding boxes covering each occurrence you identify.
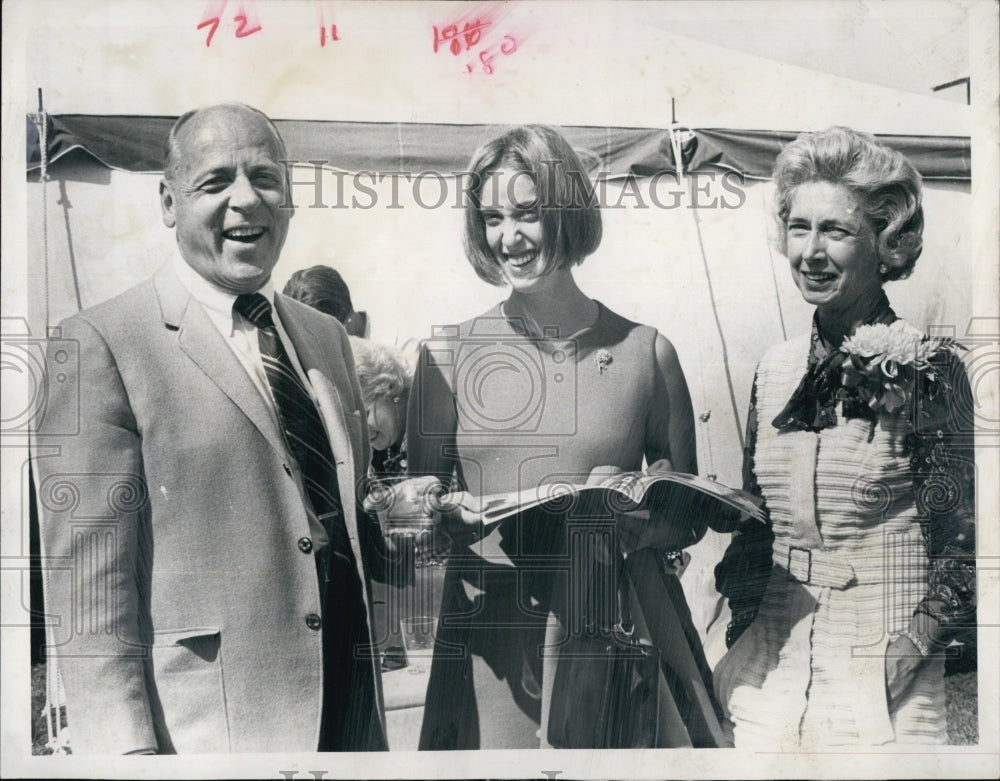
[160,106,292,294]
[366,394,404,451]
[786,181,883,318]
[479,167,553,294]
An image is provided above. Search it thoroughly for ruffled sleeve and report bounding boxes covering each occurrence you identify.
[714,371,775,648]
[906,347,977,648]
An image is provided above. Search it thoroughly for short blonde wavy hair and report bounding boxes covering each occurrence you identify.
[772,126,924,282]
[349,337,413,406]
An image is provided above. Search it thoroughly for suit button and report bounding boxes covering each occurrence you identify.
[305,613,322,631]
[297,537,313,553]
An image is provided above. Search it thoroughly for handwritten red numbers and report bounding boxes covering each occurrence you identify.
[432,20,489,55]
[478,35,518,75]
[320,25,340,46]
[432,17,517,75]
[197,2,342,47]
[197,16,221,48]
[198,2,262,47]
[234,7,262,38]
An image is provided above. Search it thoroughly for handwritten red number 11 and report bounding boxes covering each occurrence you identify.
[320,25,340,46]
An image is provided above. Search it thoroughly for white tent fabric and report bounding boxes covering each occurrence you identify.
[25,166,972,469]
[11,2,997,771]
[20,0,976,698]
[25,1,970,135]
[26,158,972,667]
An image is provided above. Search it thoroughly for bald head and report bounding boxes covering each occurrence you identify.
[163,103,288,184]
[158,102,294,294]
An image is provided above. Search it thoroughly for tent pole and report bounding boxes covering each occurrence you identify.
[33,88,51,333]
[33,91,84,318]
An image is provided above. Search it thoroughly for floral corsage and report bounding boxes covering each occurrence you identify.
[839,321,962,437]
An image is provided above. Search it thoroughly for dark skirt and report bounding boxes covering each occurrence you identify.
[418,507,730,749]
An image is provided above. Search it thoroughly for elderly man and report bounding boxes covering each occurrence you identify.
[36,103,389,754]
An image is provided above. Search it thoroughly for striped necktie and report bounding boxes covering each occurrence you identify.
[233,294,345,532]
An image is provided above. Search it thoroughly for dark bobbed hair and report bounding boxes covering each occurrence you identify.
[463,125,603,286]
[772,126,924,282]
[283,265,355,324]
[162,102,288,183]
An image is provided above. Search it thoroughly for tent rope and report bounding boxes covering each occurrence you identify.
[668,123,745,454]
[669,122,717,474]
[761,187,788,342]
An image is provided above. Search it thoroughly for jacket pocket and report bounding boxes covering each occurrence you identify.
[151,627,230,753]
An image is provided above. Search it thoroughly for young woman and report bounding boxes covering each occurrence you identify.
[407,125,726,749]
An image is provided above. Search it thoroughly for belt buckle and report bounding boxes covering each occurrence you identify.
[787,546,812,584]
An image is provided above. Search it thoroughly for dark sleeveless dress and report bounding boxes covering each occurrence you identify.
[407,302,728,749]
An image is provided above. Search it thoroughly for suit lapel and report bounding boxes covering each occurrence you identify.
[277,297,358,477]
[284,299,371,622]
[274,295,326,376]
[308,371,359,522]
[153,266,286,456]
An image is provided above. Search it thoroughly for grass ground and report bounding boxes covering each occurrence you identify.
[943,641,978,745]
[31,663,52,755]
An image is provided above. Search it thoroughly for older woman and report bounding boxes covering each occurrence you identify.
[351,338,449,566]
[713,127,976,747]
[407,125,727,749]
[350,337,412,478]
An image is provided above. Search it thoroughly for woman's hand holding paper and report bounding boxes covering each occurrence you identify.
[435,491,487,546]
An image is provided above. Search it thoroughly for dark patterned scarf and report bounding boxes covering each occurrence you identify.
[772,294,896,433]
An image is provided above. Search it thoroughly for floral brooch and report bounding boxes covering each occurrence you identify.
[594,349,613,374]
[840,321,959,417]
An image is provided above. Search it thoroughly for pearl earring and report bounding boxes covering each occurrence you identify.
[879,263,888,274]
